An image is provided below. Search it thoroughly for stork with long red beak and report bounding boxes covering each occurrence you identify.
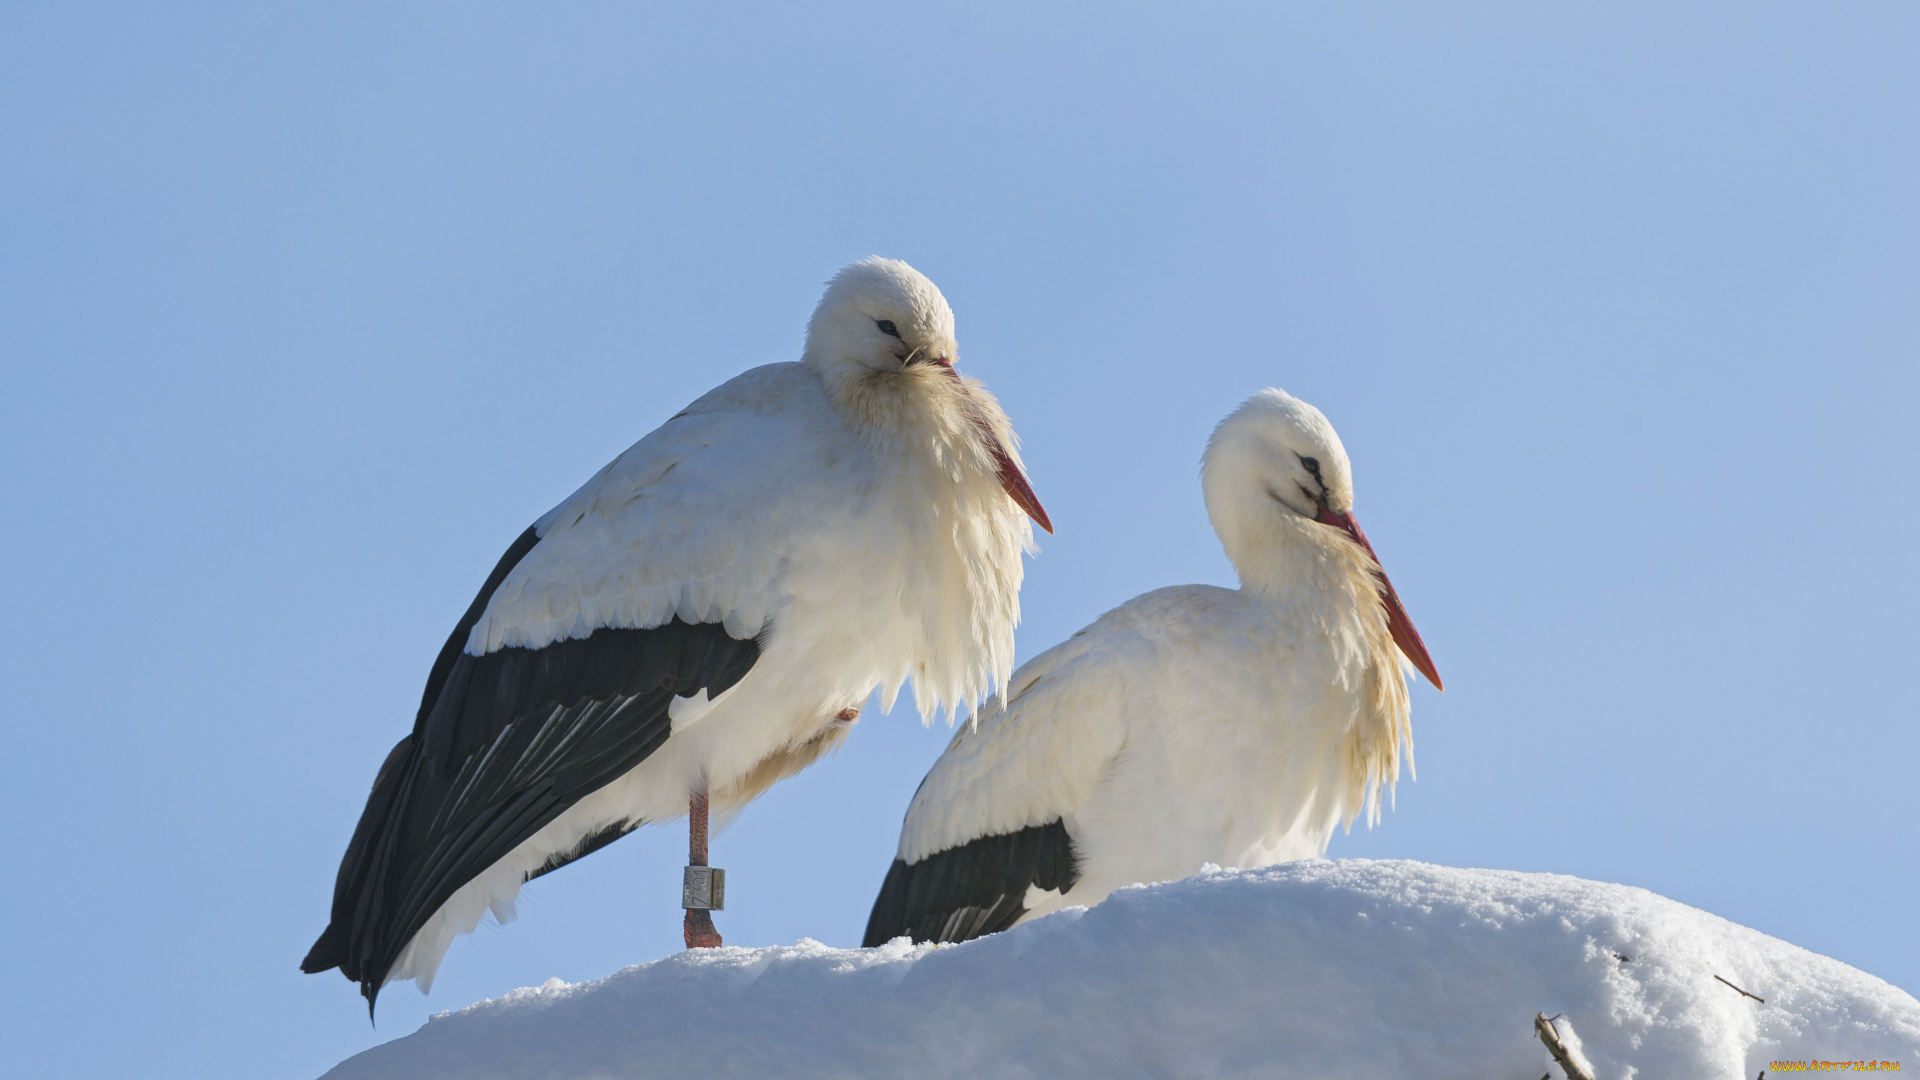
[303,257,1050,1013]
[864,388,1436,946]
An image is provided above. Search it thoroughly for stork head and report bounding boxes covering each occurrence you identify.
[1204,389,1355,523]
[804,256,960,377]
[1202,389,1441,690]
[803,257,1051,533]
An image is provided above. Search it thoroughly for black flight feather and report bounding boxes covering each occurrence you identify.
[862,820,1079,947]
[301,526,761,1016]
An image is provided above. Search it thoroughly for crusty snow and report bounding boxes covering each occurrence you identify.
[322,860,1918,1079]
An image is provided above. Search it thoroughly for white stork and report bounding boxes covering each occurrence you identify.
[863,388,1438,946]
[303,257,1051,1011]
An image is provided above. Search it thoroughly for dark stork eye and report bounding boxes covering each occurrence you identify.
[875,319,901,339]
[1296,455,1331,509]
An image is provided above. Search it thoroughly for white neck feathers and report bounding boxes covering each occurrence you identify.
[1203,453,1414,830]
[809,361,1033,724]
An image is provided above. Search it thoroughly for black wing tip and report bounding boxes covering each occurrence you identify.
[301,923,346,975]
[316,617,762,1014]
[301,924,382,1024]
[862,859,912,948]
[863,821,1081,947]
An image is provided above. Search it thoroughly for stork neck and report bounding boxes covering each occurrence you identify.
[807,359,998,480]
[1218,506,1379,615]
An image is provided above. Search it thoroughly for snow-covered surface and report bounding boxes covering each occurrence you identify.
[322,860,1918,1080]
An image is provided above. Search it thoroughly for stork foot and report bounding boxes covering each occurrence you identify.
[684,909,723,949]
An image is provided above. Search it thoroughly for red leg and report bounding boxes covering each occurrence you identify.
[683,787,723,949]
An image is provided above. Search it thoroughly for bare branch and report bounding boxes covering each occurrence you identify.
[1714,974,1765,1004]
[1535,1012,1596,1080]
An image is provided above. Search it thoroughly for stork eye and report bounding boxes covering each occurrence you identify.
[1299,455,1321,475]
[875,319,901,339]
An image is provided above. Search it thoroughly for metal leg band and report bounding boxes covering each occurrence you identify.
[683,865,726,911]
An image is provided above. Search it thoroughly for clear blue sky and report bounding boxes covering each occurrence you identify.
[3,4,1915,1077]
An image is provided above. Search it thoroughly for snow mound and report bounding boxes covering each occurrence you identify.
[322,860,1918,1079]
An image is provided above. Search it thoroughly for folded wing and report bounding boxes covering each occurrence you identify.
[863,627,1129,945]
[305,365,841,1007]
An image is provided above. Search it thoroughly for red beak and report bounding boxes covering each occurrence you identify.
[934,358,1054,534]
[992,445,1053,534]
[1316,507,1442,691]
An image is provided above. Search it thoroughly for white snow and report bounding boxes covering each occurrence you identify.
[321,860,1918,1080]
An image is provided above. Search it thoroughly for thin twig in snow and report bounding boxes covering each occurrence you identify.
[1535,1012,1596,1080]
[1714,974,1765,1003]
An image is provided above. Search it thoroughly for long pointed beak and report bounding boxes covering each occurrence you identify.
[1316,507,1442,691]
[935,358,1054,534]
[992,446,1053,534]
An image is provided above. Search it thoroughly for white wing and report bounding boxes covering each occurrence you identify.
[866,589,1242,946]
[470,362,848,655]
[894,599,1160,865]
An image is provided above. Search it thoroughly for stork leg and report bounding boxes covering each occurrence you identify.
[683,786,724,949]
